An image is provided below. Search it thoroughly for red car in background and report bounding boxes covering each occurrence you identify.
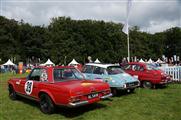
[121,62,172,88]
[8,66,112,114]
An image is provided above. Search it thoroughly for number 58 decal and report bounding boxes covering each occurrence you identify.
[25,81,33,95]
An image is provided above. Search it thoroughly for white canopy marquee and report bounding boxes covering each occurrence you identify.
[3,59,15,66]
[40,59,55,66]
[139,58,145,63]
[94,58,101,63]
[147,58,154,63]
[68,59,79,65]
[156,58,164,63]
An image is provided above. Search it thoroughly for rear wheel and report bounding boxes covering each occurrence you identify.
[40,94,55,114]
[142,81,152,89]
[8,85,17,100]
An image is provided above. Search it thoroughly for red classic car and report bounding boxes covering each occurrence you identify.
[8,66,112,114]
[121,62,172,88]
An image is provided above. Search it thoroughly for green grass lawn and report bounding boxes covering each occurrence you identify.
[0,73,181,120]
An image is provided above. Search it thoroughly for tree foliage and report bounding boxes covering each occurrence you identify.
[0,16,180,64]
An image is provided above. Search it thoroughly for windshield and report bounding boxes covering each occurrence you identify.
[107,66,124,75]
[146,64,160,70]
[54,68,84,81]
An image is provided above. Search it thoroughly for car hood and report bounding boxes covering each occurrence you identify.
[54,80,110,96]
[110,73,139,83]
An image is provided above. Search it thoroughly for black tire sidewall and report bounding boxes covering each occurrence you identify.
[111,88,118,96]
[9,85,17,100]
[143,81,152,89]
[40,94,55,114]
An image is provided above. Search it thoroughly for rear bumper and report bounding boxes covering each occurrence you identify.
[159,77,173,85]
[68,101,89,107]
[159,80,172,84]
[67,93,112,107]
[100,93,112,99]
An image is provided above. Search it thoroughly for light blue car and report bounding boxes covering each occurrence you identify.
[82,63,140,95]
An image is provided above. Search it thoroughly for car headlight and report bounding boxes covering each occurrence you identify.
[112,80,115,83]
[123,84,127,88]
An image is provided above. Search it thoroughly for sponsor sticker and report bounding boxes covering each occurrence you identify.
[24,80,33,95]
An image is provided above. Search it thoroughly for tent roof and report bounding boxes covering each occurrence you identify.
[3,59,15,66]
[156,58,164,63]
[139,58,145,63]
[68,59,79,65]
[147,58,154,63]
[44,59,54,65]
[94,58,101,63]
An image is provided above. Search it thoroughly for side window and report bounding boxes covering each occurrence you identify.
[93,67,104,75]
[122,64,131,70]
[28,68,48,82]
[82,65,93,73]
[139,66,144,71]
[132,65,144,71]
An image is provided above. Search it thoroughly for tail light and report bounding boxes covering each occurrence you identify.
[102,90,110,95]
[69,96,81,103]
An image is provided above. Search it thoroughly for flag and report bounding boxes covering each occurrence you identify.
[122,0,133,35]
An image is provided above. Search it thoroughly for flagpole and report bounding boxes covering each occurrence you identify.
[122,0,132,62]
[127,31,130,62]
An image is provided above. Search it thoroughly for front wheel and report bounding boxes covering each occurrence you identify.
[40,94,55,114]
[111,88,118,96]
[8,85,17,100]
[129,88,135,93]
[142,81,152,89]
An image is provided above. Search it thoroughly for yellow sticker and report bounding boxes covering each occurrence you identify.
[81,83,93,86]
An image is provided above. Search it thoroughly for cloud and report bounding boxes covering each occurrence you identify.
[1,0,180,33]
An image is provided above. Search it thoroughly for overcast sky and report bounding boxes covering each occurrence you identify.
[0,0,180,33]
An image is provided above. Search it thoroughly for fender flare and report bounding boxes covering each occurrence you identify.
[38,89,56,104]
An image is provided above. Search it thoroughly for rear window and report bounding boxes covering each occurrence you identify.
[146,64,159,70]
[106,66,124,75]
[54,68,84,81]
[82,65,93,73]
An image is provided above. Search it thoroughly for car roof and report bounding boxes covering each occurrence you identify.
[85,63,119,68]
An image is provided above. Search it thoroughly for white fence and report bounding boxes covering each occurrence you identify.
[160,66,181,82]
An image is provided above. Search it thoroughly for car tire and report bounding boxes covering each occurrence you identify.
[111,88,118,96]
[129,88,135,93]
[142,81,152,89]
[8,85,17,100]
[40,94,55,114]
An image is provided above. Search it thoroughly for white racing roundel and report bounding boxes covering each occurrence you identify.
[24,80,33,95]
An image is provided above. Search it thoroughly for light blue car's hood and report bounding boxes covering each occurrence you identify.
[109,73,138,84]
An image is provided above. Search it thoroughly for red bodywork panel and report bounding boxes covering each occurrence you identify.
[122,62,172,85]
[8,66,111,107]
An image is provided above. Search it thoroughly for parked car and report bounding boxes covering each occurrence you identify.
[8,66,112,114]
[121,62,172,88]
[82,63,140,95]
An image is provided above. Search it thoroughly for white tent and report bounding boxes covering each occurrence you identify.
[156,58,164,63]
[40,59,55,66]
[94,58,101,63]
[147,58,154,63]
[3,59,15,66]
[139,58,145,63]
[68,59,79,65]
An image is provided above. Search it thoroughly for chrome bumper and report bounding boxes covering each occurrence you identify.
[68,93,112,107]
[68,101,89,107]
[101,93,112,99]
